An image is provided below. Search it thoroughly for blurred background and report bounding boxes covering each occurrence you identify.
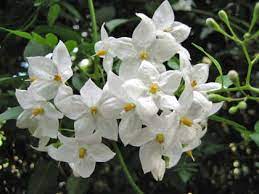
[0,0,258,193]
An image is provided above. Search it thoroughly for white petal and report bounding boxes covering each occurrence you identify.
[136,96,158,120]
[130,127,154,147]
[178,81,193,114]
[32,136,50,152]
[191,63,210,84]
[29,80,59,100]
[151,157,166,181]
[119,59,140,81]
[137,60,160,84]
[103,54,113,73]
[15,89,37,109]
[111,38,136,60]
[139,141,161,173]
[106,71,125,99]
[16,110,37,129]
[158,94,179,110]
[164,141,183,168]
[195,82,222,92]
[77,132,102,145]
[159,70,182,94]
[72,158,96,178]
[170,21,191,43]
[80,79,103,107]
[94,41,105,56]
[48,144,76,163]
[133,13,156,49]
[152,0,174,30]
[119,112,142,146]
[36,117,59,138]
[43,102,63,119]
[27,57,57,80]
[74,116,96,138]
[88,143,115,162]
[101,23,109,40]
[122,79,146,100]
[96,116,118,141]
[209,102,224,116]
[52,41,73,82]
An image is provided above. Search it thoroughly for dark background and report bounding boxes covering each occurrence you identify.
[0,0,258,193]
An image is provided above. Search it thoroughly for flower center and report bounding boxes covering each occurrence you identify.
[90,106,98,115]
[149,83,159,94]
[31,107,44,117]
[180,117,193,127]
[78,147,87,159]
[123,103,136,112]
[96,49,107,57]
[139,51,149,60]
[185,150,195,161]
[191,80,197,88]
[54,74,62,82]
[155,133,165,144]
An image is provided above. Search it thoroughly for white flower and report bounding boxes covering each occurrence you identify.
[180,53,222,93]
[16,88,63,138]
[152,0,191,43]
[27,41,73,100]
[48,132,115,178]
[122,60,182,111]
[173,0,193,11]
[135,113,183,181]
[54,80,119,141]
[95,24,116,73]
[106,72,158,145]
[112,13,181,77]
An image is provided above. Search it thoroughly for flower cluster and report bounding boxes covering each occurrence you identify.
[16,0,223,180]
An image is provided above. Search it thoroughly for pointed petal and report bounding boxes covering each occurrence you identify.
[48,144,76,163]
[72,158,96,178]
[74,116,95,138]
[137,60,160,84]
[96,116,118,141]
[103,54,113,73]
[29,80,59,100]
[170,21,191,43]
[151,157,166,181]
[130,127,154,147]
[195,82,222,92]
[16,110,37,129]
[88,143,115,162]
[159,70,182,94]
[191,63,210,84]
[158,94,179,110]
[101,23,109,40]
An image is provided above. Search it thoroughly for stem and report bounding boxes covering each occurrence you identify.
[241,43,253,85]
[112,142,144,194]
[87,0,98,42]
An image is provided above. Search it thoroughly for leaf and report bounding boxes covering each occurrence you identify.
[65,40,77,53]
[27,159,59,194]
[178,169,193,183]
[167,56,180,70]
[45,33,58,48]
[48,4,61,26]
[106,19,129,32]
[0,27,32,40]
[0,106,23,122]
[60,2,82,20]
[32,32,47,45]
[66,176,89,194]
[24,41,52,58]
[72,73,86,91]
[250,133,259,147]
[255,121,259,132]
[192,43,223,85]
[215,75,233,88]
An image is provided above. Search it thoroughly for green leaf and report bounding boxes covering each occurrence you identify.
[215,75,233,88]
[178,169,193,183]
[45,33,58,48]
[106,19,129,32]
[72,73,86,91]
[0,106,23,122]
[65,40,77,53]
[32,32,47,45]
[24,41,52,58]
[250,133,259,147]
[167,57,180,70]
[28,159,59,194]
[254,121,259,132]
[0,27,32,40]
[192,43,223,85]
[48,4,61,26]
[66,176,89,194]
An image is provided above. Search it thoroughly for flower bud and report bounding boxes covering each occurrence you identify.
[206,18,222,32]
[227,70,239,82]
[202,56,212,65]
[208,94,226,102]
[238,101,247,110]
[218,10,229,24]
[243,33,251,39]
[229,106,238,114]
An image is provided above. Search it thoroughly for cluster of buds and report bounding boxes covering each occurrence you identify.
[15,0,223,180]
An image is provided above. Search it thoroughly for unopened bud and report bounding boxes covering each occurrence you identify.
[227,70,239,82]
[243,33,251,39]
[218,10,229,24]
[229,106,238,114]
[202,56,212,65]
[208,94,226,102]
[206,18,222,32]
[238,101,247,110]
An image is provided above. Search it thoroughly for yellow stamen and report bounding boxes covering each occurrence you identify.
[191,80,197,88]
[96,50,107,57]
[123,103,136,112]
[155,133,165,144]
[54,74,62,82]
[31,107,44,117]
[180,117,193,127]
[149,83,159,94]
[139,51,149,60]
[90,106,98,115]
[186,150,195,161]
[78,147,87,159]
[163,27,173,32]
[30,76,37,82]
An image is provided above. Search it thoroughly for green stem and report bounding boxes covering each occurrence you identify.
[87,0,98,42]
[112,142,144,194]
[241,43,253,85]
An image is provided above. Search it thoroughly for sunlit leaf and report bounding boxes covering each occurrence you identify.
[48,4,61,26]
[0,106,23,122]
[215,75,233,88]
